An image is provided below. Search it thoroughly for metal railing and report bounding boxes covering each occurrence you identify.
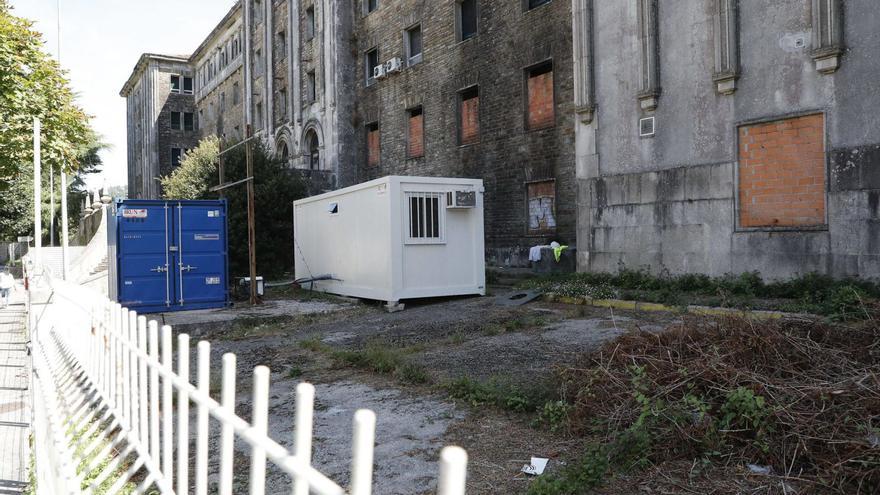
[29,277,468,494]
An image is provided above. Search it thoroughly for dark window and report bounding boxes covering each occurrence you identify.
[458,0,477,41]
[183,76,193,94]
[305,6,315,40]
[366,47,380,84]
[255,102,263,129]
[528,0,551,9]
[171,148,183,167]
[306,71,316,102]
[407,107,424,158]
[366,0,378,14]
[526,61,555,129]
[406,24,423,65]
[233,82,241,105]
[170,75,181,93]
[184,112,194,131]
[366,122,380,166]
[278,88,287,116]
[276,31,286,58]
[170,111,181,130]
[307,130,320,170]
[459,86,479,145]
[220,92,226,111]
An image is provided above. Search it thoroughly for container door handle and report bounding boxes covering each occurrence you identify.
[182,265,198,272]
[150,265,168,273]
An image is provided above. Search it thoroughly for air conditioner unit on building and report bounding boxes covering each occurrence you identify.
[385,57,403,73]
[373,64,387,79]
[446,190,476,209]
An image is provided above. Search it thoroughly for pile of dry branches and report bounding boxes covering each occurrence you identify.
[560,314,880,493]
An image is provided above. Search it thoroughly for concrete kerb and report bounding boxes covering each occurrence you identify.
[543,294,814,320]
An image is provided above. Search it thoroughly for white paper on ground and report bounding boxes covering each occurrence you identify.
[522,457,549,476]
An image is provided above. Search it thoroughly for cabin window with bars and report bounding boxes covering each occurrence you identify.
[406,192,445,244]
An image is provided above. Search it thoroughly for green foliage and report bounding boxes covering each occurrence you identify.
[300,338,431,385]
[222,141,307,279]
[720,387,773,452]
[0,1,92,186]
[159,136,307,278]
[524,267,880,320]
[527,446,609,495]
[160,136,220,200]
[532,400,572,433]
[444,376,553,413]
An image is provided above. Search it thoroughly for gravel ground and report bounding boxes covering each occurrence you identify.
[184,290,682,494]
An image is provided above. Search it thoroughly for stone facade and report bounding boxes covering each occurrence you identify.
[121,54,199,199]
[122,0,574,266]
[573,0,880,280]
[354,0,576,266]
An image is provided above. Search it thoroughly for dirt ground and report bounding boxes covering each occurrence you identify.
[184,289,684,494]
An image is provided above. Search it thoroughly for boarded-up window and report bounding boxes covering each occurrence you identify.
[527,180,557,233]
[459,86,479,145]
[527,62,555,130]
[366,122,380,166]
[408,107,424,158]
[738,114,826,228]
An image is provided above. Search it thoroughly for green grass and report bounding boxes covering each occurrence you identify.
[299,338,431,385]
[523,268,880,320]
[443,376,557,413]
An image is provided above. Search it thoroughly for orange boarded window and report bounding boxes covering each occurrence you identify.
[459,86,479,145]
[527,62,554,130]
[408,107,424,158]
[738,114,826,228]
[366,122,380,167]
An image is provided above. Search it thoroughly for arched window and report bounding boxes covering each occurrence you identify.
[306,130,320,170]
[278,141,289,166]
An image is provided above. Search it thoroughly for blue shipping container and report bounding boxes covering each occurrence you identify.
[109,199,229,313]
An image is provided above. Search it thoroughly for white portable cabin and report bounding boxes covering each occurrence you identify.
[293,176,486,307]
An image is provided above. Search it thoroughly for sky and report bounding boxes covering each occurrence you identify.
[9,0,237,191]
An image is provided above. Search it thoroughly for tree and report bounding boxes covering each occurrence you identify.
[160,135,308,279]
[160,136,219,200]
[0,130,103,241]
[0,0,92,186]
[0,1,97,244]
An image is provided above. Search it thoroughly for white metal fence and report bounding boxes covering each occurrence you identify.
[29,277,468,494]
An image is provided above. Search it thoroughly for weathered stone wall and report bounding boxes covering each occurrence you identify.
[156,69,199,183]
[575,0,880,280]
[352,0,576,267]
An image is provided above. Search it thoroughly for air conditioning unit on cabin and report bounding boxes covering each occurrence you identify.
[446,190,476,209]
[385,57,403,73]
[373,64,387,79]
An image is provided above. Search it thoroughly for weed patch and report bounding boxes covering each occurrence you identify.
[444,376,556,413]
[546,315,880,493]
[524,268,880,320]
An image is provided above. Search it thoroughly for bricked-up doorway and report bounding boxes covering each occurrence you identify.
[737,114,827,228]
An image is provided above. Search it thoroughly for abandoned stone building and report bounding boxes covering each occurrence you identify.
[573,0,880,279]
[121,54,200,199]
[353,0,576,266]
[122,0,352,199]
[122,0,574,266]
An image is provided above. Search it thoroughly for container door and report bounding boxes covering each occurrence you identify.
[173,203,227,306]
[117,203,173,309]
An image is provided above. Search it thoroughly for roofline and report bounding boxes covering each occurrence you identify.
[190,2,243,62]
[119,53,191,97]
